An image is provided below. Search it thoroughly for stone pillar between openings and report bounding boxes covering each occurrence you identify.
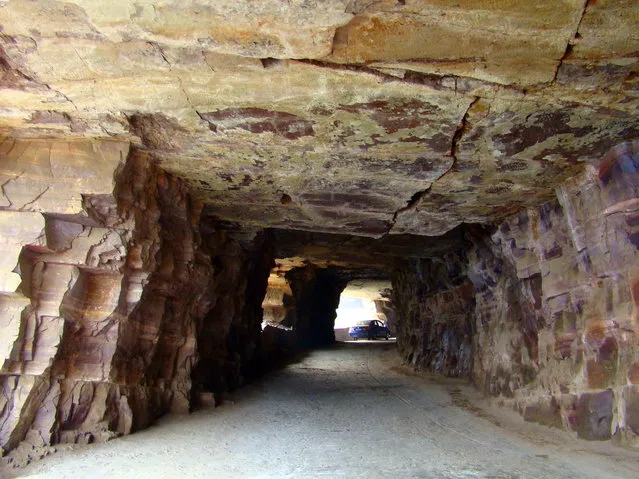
[286,266,347,348]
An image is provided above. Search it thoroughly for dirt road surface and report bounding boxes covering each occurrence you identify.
[6,341,639,478]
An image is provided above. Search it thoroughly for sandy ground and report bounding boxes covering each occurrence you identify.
[4,341,639,479]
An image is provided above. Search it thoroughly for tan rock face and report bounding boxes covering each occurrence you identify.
[0,0,353,59]
[262,271,295,326]
[0,139,126,214]
[0,212,44,291]
[0,1,636,236]
[328,0,582,85]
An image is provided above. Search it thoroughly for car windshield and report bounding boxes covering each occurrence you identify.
[355,321,371,326]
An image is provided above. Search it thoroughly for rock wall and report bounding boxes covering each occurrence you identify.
[0,140,129,457]
[260,268,298,359]
[191,229,274,405]
[374,299,397,336]
[0,141,276,462]
[286,266,347,348]
[391,253,474,378]
[262,269,296,328]
[391,141,639,443]
[468,141,639,443]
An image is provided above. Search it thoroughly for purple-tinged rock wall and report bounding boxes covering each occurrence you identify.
[469,141,639,443]
[391,252,474,378]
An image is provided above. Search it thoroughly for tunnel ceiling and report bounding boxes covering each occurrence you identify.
[272,226,468,268]
[1,1,638,239]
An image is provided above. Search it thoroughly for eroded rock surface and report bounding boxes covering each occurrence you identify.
[389,140,639,443]
[0,143,276,465]
[469,141,639,443]
[0,0,638,464]
[0,1,636,236]
[392,252,474,377]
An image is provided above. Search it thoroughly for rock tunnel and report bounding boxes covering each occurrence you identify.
[0,0,639,469]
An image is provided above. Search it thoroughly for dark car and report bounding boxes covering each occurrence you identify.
[348,320,391,340]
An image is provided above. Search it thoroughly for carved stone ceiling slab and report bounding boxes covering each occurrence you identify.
[0,0,637,237]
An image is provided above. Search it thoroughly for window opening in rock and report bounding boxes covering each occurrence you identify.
[334,280,395,342]
[335,295,379,341]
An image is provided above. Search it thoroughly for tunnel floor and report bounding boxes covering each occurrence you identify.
[8,343,639,479]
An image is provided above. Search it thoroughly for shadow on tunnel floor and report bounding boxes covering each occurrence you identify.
[257,348,310,375]
[316,338,397,352]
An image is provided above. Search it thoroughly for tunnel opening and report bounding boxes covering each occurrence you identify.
[334,295,379,341]
[333,279,396,342]
[1,137,638,470]
[0,0,638,466]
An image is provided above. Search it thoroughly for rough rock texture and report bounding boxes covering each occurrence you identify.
[0,0,638,459]
[468,141,639,443]
[191,230,275,404]
[391,253,474,377]
[387,140,639,443]
[328,0,583,86]
[260,268,299,359]
[262,267,296,328]
[374,299,397,336]
[0,140,127,458]
[0,1,636,237]
[0,148,202,457]
[0,139,127,290]
[286,266,348,348]
[0,142,276,463]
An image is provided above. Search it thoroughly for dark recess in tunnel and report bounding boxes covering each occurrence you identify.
[286,266,348,348]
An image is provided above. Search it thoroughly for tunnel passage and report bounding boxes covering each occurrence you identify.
[1,138,639,466]
[261,263,396,350]
[261,261,394,350]
[0,1,636,471]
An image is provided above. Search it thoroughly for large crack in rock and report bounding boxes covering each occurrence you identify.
[0,0,636,237]
[551,0,591,85]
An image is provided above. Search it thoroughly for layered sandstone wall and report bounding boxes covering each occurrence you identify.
[0,140,130,456]
[0,141,275,462]
[469,141,639,443]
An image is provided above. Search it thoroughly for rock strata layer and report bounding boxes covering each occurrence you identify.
[0,143,276,464]
[0,1,636,237]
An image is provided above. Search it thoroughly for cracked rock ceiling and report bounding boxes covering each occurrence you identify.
[0,0,638,238]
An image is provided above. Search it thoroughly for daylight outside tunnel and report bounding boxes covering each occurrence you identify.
[1,1,639,477]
